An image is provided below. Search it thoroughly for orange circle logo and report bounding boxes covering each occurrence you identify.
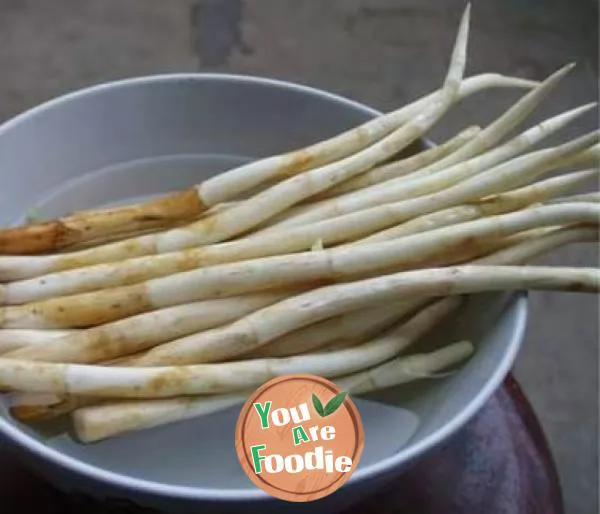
[235,374,364,502]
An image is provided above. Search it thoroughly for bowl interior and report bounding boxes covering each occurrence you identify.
[0,75,526,496]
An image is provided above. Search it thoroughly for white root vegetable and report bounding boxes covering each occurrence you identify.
[266,112,598,233]
[0,264,595,398]
[357,168,598,244]
[270,224,599,353]
[0,75,537,258]
[197,73,522,211]
[259,68,587,231]
[0,191,240,257]
[0,107,584,287]
[73,393,249,443]
[473,225,598,265]
[0,211,418,303]
[417,223,598,269]
[0,6,471,269]
[348,131,600,225]
[3,291,292,363]
[2,261,597,394]
[19,216,590,363]
[339,340,474,391]
[12,220,593,421]
[0,296,463,396]
[0,329,75,354]
[554,144,599,170]
[413,66,577,175]
[2,203,597,329]
[185,78,534,208]
[126,264,599,367]
[1,2,597,450]
[421,224,595,267]
[317,126,480,199]
[550,192,600,204]
[73,340,474,443]
[4,155,595,307]
[246,299,427,358]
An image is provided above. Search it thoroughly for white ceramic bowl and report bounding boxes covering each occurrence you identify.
[0,75,527,514]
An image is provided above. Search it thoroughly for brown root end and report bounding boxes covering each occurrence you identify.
[64,188,206,243]
[0,188,206,255]
[0,220,76,255]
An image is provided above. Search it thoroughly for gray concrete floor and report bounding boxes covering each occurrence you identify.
[0,0,598,512]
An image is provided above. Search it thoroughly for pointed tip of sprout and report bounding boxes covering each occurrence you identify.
[556,62,577,77]
[549,102,599,128]
[443,2,471,86]
[554,62,577,76]
[454,2,471,49]
[580,101,598,111]
[535,62,577,90]
[563,102,597,123]
[461,3,472,33]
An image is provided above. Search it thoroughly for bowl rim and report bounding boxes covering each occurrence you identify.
[0,72,529,502]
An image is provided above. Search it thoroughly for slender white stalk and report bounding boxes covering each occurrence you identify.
[199,75,529,206]
[73,392,249,442]
[72,340,473,442]
[554,144,599,170]
[1,203,596,329]
[0,7,472,273]
[0,329,74,354]
[13,222,589,363]
[247,299,426,358]
[340,340,474,392]
[0,296,463,396]
[277,226,600,355]
[414,223,599,269]
[2,262,597,395]
[473,225,599,265]
[258,102,596,230]
[155,8,474,249]
[550,192,600,204]
[317,126,480,199]
[12,219,591,423]
[418,64,577,174]
[0,73,539,258]
[3,291,291,363]
[5,160,596,307]
[327,203,599,274]
[357,168,598,244]
[204,74,539,205]
[1,211,428,303]
[126,264,599,367]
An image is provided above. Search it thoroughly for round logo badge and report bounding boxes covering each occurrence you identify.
[235,374,364,502]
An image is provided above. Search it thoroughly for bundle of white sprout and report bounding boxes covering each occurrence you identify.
[0,5,598,444]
